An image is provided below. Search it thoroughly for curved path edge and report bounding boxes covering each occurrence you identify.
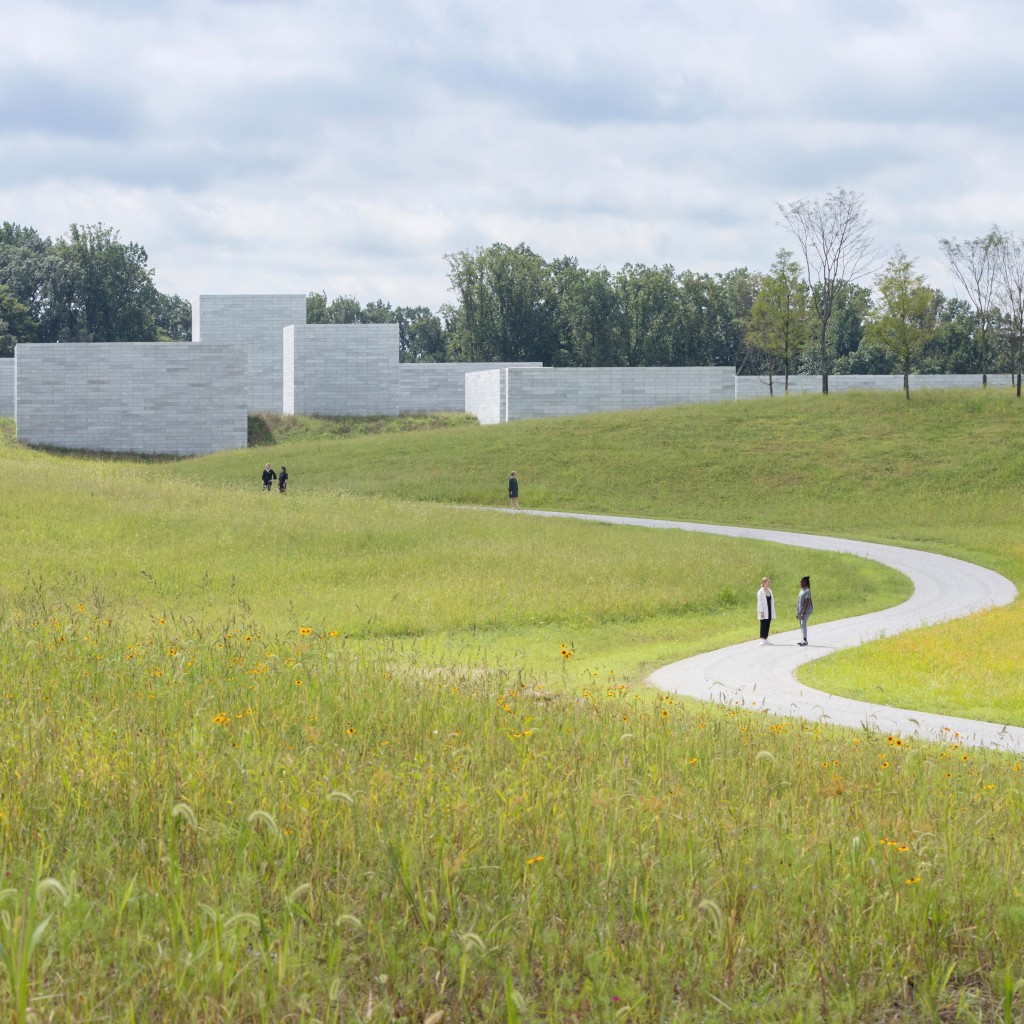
[507,509,1021,753]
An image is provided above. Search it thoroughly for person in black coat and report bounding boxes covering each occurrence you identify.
[278,466,289,494]
[508,471,519,509]
[261,463,277,492]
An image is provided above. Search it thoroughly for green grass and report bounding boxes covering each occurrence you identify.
[247,410,477,446]
[0,424,906,683]
[164,388,1024,723]
[1,390,1024,1021]
[3,610,1024,1022]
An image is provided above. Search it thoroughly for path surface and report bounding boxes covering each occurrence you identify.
[515,509,1022,752]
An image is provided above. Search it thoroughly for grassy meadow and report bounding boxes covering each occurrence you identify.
[0,388,1022,1021]
[168,389,1024,724]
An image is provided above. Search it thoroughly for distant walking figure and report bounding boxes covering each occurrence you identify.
[261,463,276,492]
[278,466,288,494]
[508,471,520,509]
[757,577,774,645]
[796,576,813,645]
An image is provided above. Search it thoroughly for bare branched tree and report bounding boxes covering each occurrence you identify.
[938,228,1003,387]
[994,231,1024,397]
[778,188,877,394]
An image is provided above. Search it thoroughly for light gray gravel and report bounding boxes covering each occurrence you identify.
[511,509,1021,752]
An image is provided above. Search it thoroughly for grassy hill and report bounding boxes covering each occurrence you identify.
[1,390,1023,1022]
[167,389,1024,723]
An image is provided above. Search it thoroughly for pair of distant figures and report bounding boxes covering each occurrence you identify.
[262,464,288,494]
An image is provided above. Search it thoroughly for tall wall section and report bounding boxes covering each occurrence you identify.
[196,294,306,413]
[15,343,247,456]
[284,324,400,416]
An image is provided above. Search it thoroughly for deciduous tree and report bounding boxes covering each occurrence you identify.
[778,188,877,394]
[865,249,937,399]
[938,228,1003,387]
[745,249,809,394]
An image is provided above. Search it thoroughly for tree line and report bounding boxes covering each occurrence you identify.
[0,222,191,356]
[315,193,1024,398]
[5,198,1023,399]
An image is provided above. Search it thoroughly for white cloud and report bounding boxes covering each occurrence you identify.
[1,0,1023,309]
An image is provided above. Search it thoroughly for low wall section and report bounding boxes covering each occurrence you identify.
[468,366,735,423]
[196,294,306,413]
[284,324,400,416]
[0,360,13,417]
[15,343,247,456]
[735,374,1016,398]
[398,362,541,414]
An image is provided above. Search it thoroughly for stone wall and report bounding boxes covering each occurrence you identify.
[0,360,13,418]
[196,294,306,413]
[284,324,400,416]
[469,366,735,422]
[735,373,1017,398]
[398,362,541,414]
[15,343,247,456]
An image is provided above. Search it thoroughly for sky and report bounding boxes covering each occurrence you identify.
[3,0,1023,312]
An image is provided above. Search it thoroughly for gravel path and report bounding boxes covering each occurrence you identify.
[515,509,1022,752]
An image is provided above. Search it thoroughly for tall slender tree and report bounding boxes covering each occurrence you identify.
[938,228,1003,387]
[778,188,877,394]
[993,231,1024,396]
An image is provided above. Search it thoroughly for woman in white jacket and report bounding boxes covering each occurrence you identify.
[757,577,774,645]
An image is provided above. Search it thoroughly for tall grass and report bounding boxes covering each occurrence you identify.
[0,393,1023,1018]
[2,608,1024,1022]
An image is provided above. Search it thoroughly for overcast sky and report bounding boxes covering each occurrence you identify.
[3,0,1022,311]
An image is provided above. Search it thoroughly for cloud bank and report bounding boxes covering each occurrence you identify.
[2,0,1022,308]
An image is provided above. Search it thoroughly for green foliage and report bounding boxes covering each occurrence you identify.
[0,220,189,346]
[865,249,938,397]
[0,284,35,356]
[745,248,809,389]
[445,243,560,363]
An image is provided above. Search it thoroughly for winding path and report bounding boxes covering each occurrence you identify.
[514,510,1022,752]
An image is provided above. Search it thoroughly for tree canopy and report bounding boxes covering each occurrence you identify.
[0,221,190,351]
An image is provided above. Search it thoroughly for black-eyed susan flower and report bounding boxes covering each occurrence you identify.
[299,627,313,637]
[527,855,544,866]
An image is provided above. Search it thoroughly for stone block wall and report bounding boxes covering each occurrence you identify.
[483,366,734,422]
[15,343,247,456]
[735,374,1016,398]
[398,362,542,414]
[0,360,13,417]
[284,324,400,416]
[196,294,306,413]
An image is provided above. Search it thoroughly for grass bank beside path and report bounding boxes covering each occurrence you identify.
[168,389,1024,723]
[0,422,904,684]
